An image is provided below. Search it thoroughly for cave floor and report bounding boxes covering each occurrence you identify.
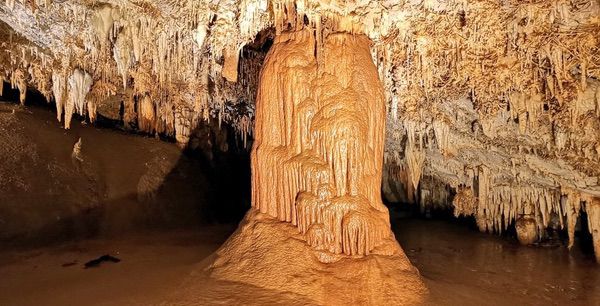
[394,218,600,305]
[1,218,598,306]
[0,227,235,306]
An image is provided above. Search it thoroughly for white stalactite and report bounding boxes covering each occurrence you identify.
[65,69,93,129]
[51,72,66,122]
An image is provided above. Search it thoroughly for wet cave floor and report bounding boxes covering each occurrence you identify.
[0,99,599,306]
[393,217,600,305]
[1,217,599,306]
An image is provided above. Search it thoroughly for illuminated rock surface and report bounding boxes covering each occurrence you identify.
[251,29,392,257]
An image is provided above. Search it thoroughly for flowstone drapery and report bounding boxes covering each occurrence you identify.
[251,29,393,257]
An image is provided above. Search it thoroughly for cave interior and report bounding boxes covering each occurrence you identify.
[1,1,600,305]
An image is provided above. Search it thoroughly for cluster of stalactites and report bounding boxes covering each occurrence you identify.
[252,29,392,258]
[0,32,54,106]
[9,68,27,104]
[393,118,452,197]
[374,1,600,187]
[461,166,565,236]
[5,0,52,11]
[51,69,93,129]
[382,117,436,207]
[2,0,599,149]
[378,0,599,125]
[0,1,266,145]
[450,166,600,261]
[82,2,265,144]
[501,83,600,152]
[384,153,600,261]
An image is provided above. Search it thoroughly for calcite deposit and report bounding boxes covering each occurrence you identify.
[0,0,599,283]
[204,23,427,303]
[251,29,393,257]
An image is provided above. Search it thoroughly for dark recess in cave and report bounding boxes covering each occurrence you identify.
[0,86,253,248]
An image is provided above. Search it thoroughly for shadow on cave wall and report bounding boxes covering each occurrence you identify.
[144,120,252,227]
[0,82,252,248]
[92,118,252,234]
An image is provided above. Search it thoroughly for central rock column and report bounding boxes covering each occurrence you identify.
[207,29,426,304]
[251,29,393,257]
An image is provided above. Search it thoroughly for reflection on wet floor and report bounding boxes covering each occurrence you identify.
[1,215,598,305]
[393,216,600,306]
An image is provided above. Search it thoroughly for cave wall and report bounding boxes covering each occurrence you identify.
[0,96,249,244]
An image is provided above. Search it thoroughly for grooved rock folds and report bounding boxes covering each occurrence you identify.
[251,29,392,257]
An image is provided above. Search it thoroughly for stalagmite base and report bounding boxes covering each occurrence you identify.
[206,211,426,305]
[185,30,426,304]
[515,216,538,245]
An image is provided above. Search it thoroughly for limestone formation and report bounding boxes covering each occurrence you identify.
[588,198,600,262]
[205,25,426,303]
[251,29,393,257]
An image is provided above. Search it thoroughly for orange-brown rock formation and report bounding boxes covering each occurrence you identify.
[251,29,394,257]
[200,28,427,304]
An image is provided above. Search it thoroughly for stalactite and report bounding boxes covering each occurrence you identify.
[586,198,600,262]
[563,188,582,249]
[5,0,15,11]
[175,105,192,144]
[382,163,414,204]
[51,71,66,122]
[0,75,5,96]
[138,95,155,133]
[11,68,27,105]
[65,69,93,129]
[432,119,450,155]
[123,91,136,129]
[91,5,118,48]
[406,145,425,192]
[222,48,240,82]
[113,27,133,89]
[194,20,208,49]
[476,166,492,232]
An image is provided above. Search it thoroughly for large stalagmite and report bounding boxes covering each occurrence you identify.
[202,29,426,304]
[252,29,391,256]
